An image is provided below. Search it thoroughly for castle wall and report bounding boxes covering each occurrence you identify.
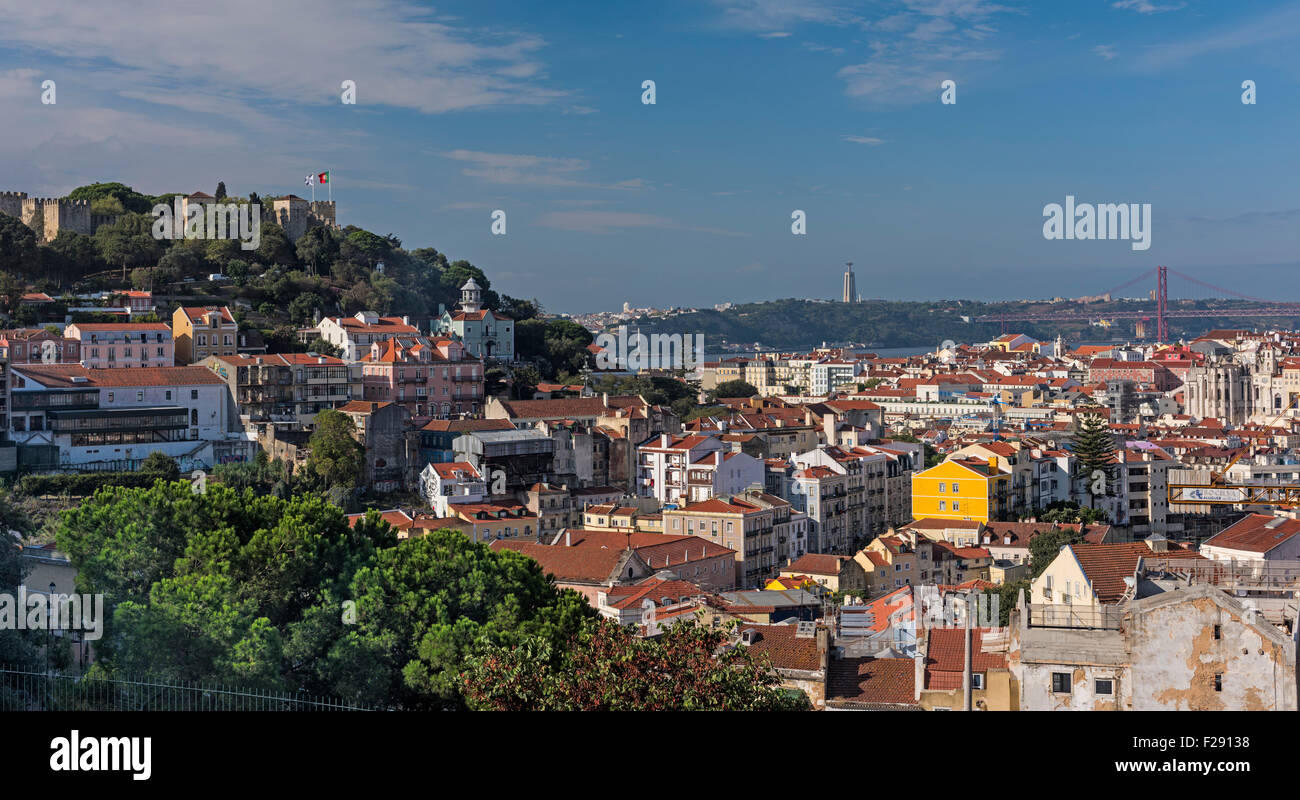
[0,191,27,221]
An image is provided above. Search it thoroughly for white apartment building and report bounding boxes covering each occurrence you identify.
[317,311,423,361]
[8,364,239,470]
[636,433,764,505]
[419,461,488,516]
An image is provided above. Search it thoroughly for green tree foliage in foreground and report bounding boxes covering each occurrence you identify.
[0,490,40,669]
[52,483,598,708]
[462,618,810,711]
[305,409,365,490]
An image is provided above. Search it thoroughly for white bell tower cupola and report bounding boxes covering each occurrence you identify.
[460,278,483,313]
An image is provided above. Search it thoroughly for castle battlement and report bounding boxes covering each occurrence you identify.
[0,190,98,241]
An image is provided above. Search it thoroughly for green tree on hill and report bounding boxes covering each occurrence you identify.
[67,182,157,215]
[0,213,40,276]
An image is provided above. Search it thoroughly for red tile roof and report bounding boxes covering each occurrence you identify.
[924,628,1007,690]
[13,364,224,387]
[559,530,734,567]
[1204,514,1300,554]
[827,657,918,707]
[492,540,635,584]
[785,553,851,576]
[1069,542,1203,603]
[603,577,705,610]
[739,624,822,672]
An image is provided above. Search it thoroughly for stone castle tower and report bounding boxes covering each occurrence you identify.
[271,196,338,242]
[0,191,112,241]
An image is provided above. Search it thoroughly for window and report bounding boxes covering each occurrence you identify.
[107,392,113,402]
[198,335,207,346]
[952,482,959,493]
[1051,673,1071,694]
[191,390,198,400]
[1095,679,1114,695]
[136,391,143,401]
[938,483,946,493]
[1214,673,1222,692]
[165,391,172,401]
[191,409,198,426]
[952,501,960,511]
[938,500,946,511]
[971,673,984,690]
[1213,624,1221,640]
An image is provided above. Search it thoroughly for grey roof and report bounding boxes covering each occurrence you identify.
[1019,627,1128,666]
[719,588,820,609]
[473,428,551,443]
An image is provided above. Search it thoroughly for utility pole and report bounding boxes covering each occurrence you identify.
[963,591,973,711]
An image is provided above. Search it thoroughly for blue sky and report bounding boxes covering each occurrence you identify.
[2,0,1299,313]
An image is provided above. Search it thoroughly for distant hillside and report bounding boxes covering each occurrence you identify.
[624,297,1300,350]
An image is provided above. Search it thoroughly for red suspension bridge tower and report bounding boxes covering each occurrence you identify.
[1156,264,1168,343]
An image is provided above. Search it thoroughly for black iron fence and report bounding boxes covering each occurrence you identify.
[0,666,370,711]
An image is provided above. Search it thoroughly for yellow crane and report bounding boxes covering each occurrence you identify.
[1167,393,1300,507]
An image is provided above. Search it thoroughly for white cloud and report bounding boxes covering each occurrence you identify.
[0,0,563,115]
[758,31,794,38]
[1112,0,1187,13]
[534,210,746,236]
[438,150,647,190]
[1093,44,1118,60]
[842,135,885,145]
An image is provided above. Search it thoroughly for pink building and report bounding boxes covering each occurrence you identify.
[64,323,174,369]
[360,335,485,422]
[0,328,80,364]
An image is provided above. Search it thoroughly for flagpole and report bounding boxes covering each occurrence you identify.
[329,170,332,203]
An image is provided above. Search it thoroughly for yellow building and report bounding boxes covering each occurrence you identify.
[173,305,238,364]
[910,457,1011,524]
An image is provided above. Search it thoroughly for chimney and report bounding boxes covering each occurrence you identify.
[988,455,998,475]
[565,529,571,546]
[823,412,837,444]
[715,451,724,465]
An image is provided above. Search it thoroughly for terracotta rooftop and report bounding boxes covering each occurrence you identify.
[1069,542,1203,603]
[739,624,822,672]
[784,553,850,576]
[492,540,637,584]
[826,657,918,708]
[1203,514,1300,554]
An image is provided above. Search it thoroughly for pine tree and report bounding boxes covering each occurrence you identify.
[215,181,227,200]
[1073,413,1117,502]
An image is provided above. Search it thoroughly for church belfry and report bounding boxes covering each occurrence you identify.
[460,278,483,313]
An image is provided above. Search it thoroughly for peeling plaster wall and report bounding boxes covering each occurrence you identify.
[1020,662,1128,711]
[1128,596,1296,711]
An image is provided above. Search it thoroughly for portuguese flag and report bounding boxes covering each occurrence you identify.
[318,171,330,184]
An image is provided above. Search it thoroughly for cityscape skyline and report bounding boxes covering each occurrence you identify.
[3,1,1300,313]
